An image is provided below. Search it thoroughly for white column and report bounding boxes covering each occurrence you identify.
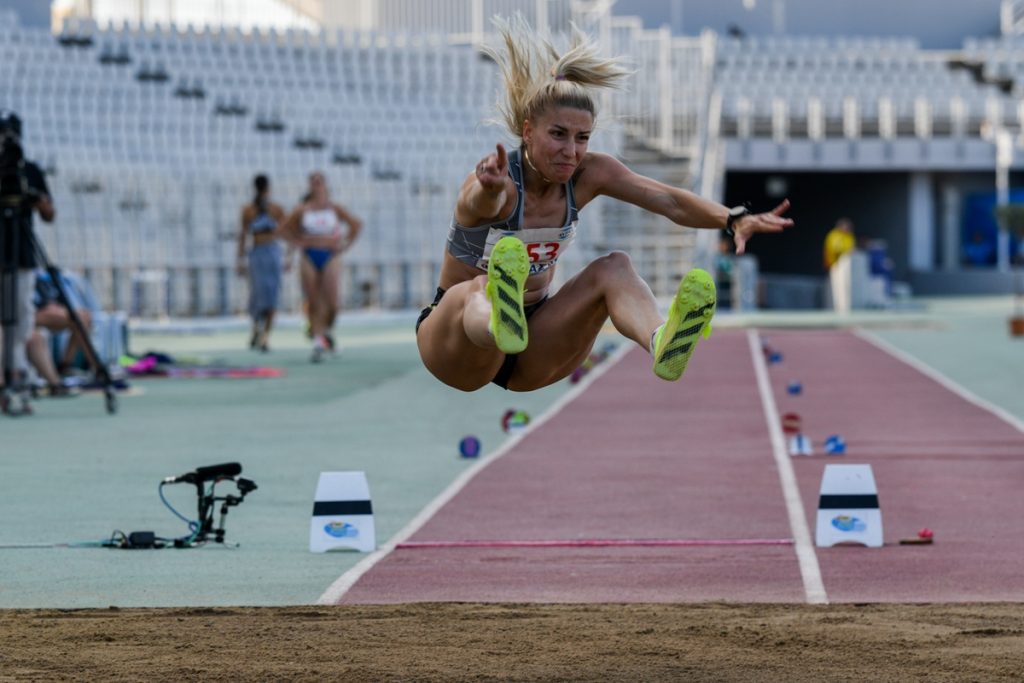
[658,26,673,152]
[535,0,547,35]
[995,128,1013,272]
[908,172,935,272]
[365,0,378,31]
[598,1,612,120]
[471,0,482,46]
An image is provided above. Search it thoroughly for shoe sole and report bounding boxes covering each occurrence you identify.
[653,268,716,381]
[486,236,530,354]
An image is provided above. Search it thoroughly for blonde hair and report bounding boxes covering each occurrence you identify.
[484,15,632,140]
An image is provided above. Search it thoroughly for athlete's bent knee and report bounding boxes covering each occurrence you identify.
[588,250,635,278]
[604,250,633,268]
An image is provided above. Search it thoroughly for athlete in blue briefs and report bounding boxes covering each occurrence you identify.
[280,172,364,362]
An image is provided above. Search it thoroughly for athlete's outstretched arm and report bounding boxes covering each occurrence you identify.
[587,152,793,254]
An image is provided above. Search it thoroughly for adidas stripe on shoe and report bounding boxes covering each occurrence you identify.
[652,268,716,381]
[485,236,530,355]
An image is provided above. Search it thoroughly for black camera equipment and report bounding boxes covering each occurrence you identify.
[0,109,32,415]
[0,109,118,415]
[0,462,259,550]
[155,462,258,548]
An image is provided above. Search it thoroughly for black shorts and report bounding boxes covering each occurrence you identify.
[416,287,547,390]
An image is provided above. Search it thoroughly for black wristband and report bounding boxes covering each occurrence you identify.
[725,204,751,237]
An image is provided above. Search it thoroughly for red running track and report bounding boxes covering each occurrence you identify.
[768,329,1024,602]
[337,329,1024,604]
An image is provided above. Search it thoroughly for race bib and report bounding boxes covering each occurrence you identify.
[479,223,577,274]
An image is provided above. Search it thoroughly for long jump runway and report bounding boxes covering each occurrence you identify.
[332,329,1024,604]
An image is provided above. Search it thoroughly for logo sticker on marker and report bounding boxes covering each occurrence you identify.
[831,515,867,533]
[323,521,359,538]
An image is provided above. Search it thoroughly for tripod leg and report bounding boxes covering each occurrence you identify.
[1,268,34,416]
[1,268,16,391]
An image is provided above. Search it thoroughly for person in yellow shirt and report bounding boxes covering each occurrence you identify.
[824,218,855,313]
[823,218,855,270]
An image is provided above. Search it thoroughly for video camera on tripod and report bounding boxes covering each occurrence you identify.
[0,109,35,416]
[0,108,118,415]
[0,111,33,201]
[1,110,25,183]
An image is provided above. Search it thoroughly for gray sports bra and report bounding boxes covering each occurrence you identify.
[446,148,579,275]
[248,204,277,234]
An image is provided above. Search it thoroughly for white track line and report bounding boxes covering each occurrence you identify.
[747,330,828,605]
[855,329,1024,435]
[317,342,634,605]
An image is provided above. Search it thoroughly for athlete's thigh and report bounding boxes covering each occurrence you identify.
[416,279,506,391]
[35,303,71,331]
[298,258,319,299]
[320,257,341,305]
[510,269,610,389]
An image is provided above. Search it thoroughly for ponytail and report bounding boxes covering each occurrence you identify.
[253,174,269,210]
[484,15,632,140]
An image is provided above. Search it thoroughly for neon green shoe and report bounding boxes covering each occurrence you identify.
[652,268,716,381]
[486,236,530,354]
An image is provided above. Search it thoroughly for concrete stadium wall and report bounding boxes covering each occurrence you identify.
[619,0,1002,48]
[909,269,1019,296]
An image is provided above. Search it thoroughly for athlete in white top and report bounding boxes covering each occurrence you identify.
[281,171,363,362]
[415,18,792,392]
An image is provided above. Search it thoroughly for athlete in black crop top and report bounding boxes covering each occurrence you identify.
[416,18,793,392]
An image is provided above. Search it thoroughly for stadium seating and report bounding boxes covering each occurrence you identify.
[3,10,577,314]
[5,6,1018,315]
[714,34,1016,141]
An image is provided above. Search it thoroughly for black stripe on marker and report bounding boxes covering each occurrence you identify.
[313,501,373,516]
[819,494,879,509]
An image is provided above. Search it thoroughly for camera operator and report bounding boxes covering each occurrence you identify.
[0,109,55,401]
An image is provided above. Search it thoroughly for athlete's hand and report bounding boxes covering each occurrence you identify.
[475,144,508,194]
[733,199,794,255]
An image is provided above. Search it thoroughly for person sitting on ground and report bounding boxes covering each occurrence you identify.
[33,269,100,377]
[25,328,77,397]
